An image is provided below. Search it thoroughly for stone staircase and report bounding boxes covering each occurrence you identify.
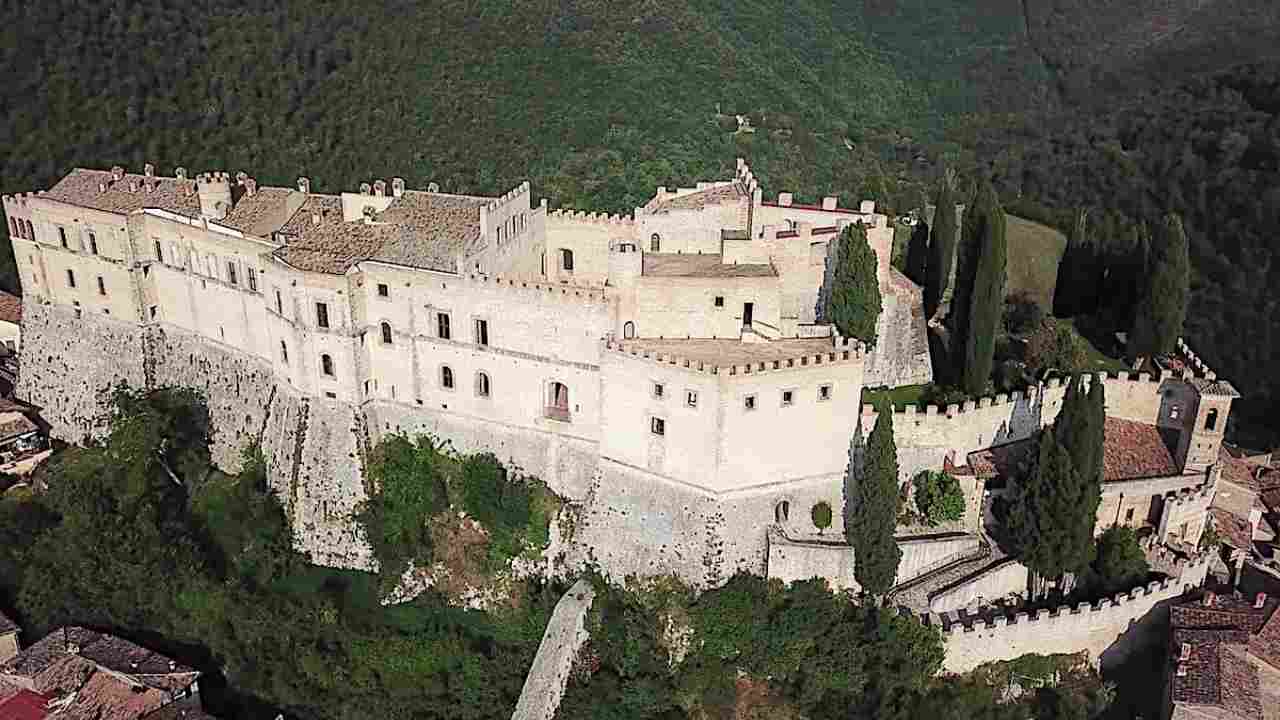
[886,536,994,611]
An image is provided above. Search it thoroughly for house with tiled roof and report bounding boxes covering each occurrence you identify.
[0,626,204,720]
[1165,590,1280,720]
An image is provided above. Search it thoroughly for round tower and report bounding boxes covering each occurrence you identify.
[197,172,233,220]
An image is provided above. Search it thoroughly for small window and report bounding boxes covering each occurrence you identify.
[380,321,393,345]
[441,366,455,390]
[324,391,337,399]
[475,318,489,346]
[1170,404,1181,421]
[686,390,698,408]
[561,248,575,272]
[377,283,389,298]
[818,384,832,401]
[437,312,451,339]
[280,341,289,364]
[247,268,258,292]
[650,233,660,252]
[96,276,106,296]
[321,354,334,376]
[653,382,665,400]
[775,501,790,522]
[1124,508,1135,523]
[58,227,68,248]
[66,269,76,288]
[226,261,238,286]
[476,372,491,398]
[744,395,757,411]
[316,302,330,329]
[154,240,163,262]
[88,232,98,255]
[623,321,636,339]
[1205,408,1219,432]
[714,296,724,308]
[650,417,665,436]
[148,305,158,319]
[781,390,794,407]
[275,289,284,314]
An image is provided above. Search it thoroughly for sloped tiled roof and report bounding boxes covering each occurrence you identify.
[1169,593,1280,718]
[650,182,747,212]
[641,253,776,278]
[1191,376,1241,398]
[0,610,17,635]
[1210,507,1256,550]
[1101,417,1179,481]
[0,688,49,720]
[139,695,218,720]
[0,291,21,325]
[43,169,202,217]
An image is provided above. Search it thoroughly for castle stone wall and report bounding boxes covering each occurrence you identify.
[766,530,981,594]
[510,578,596,720]
[929,559,1029,613]
[862,276,933,389]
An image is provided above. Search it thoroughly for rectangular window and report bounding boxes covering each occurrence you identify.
[652,382,665,400]
[818,384,833,401]
[275,289,284,314]
[149,305,158,319]
[154,240,163,263]
[1124,508,1135,523]
[650,417,665,436]
[377,283,389,298]
[226,261,238,286]
[66,269,76,288]
[714,296,725,308]
[686,390,698,408]
[96,276,106,296]
[58,227,68,248]
[88,232,98,255]
[324,391,337,399]
[437,312,451,339]
[316,302,330,329]
[781,390,794,407]
[247,268,258,292]
[744,395,757,411]
[474,318,488,346]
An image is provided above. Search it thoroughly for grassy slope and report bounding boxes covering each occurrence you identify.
[1003,214,1066,309]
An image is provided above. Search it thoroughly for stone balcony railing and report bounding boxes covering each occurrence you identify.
[544,406,571,423]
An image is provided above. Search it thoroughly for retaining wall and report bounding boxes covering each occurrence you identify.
[929,559,1029,613]
[766,529,980,593]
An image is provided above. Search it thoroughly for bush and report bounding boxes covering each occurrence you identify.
[1024,318,1086,374]
[912,471,966,526]
[1004,292,1046,335]
[811,502,832,533]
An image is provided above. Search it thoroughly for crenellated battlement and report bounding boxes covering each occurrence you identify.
[546,208,635,226]
[484,180,532,214]
[461,272,609,303]
[603,336,865,377]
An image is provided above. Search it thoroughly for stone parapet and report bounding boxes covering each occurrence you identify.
[602,336,863,378]
[545,208,635,226]
[458,272,609,304]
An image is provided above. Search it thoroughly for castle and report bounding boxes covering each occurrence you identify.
[2,158,1234,595]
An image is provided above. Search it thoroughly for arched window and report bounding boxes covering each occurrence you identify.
[476,371,491,398]
[320,354,334,376]
[546,381,570,421]
[560,248,574,272]
[1205,408,1219,432]
[623,321,635,339]
[380,321,393,345]
[22,220,32,239]
[775,500,790,523]
[650,233,660,252]
[441,365,454,389]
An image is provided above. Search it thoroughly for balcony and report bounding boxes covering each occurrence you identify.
[544,406,571,423]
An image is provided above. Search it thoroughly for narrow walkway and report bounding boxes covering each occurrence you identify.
[887,532,1003,612]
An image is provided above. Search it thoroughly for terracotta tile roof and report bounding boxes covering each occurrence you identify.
[641,253,776,278]
[1210,507,1256,550]
[138,696,218,720]
[965,439,1037,479]
[0,412,37,442]
[1250,605,1280,672]
[274,191,490,274]
[1172,594,1277,635]
[1191,376,1241,398]
[0,688,50,720]
[1219,446,1280,495]
[42,169,202,218]
[217,187,298,237]
[0,610,17,635]
[650,182,746,211]
[1101,417,1179,481]
[1169,594,1280,718]
[0,291,21,325]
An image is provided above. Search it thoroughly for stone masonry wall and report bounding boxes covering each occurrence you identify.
[766,529,981,594]
[510,578,596,720]
[928,559,1029,613]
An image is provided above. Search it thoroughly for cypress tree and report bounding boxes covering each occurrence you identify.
[960,190,1007,395]
[851,399,901,596]
[1128,213,1190,362]
[904,217,930,286]
[1052,208,1100,318]
[1007,431,1090,583]
[826,223,882,347]
[924,173,957,320]
[952,181,994,341]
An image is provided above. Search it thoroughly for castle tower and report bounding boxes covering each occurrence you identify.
[1179,379,1240,472]
[197,172,233,220]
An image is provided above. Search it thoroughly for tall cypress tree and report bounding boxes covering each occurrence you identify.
[924,173,957,320]
[1007,431,1091,584]
[826,223,882,347]
[851,399,901,596]
[960,190,1007,395]
[1052,208,1101,318]
[904,217,930,286]
[1129,213,1190,362]
[952,181,994,340]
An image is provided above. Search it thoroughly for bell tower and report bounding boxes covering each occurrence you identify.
[1179,377,1239,472]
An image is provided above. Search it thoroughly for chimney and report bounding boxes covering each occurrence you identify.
[359,182,372,196]
[373,179,386,197]
[110,165,125,182]
[391,177,405,197]
[128,179,139,193]
[168,660,177,671]
[821,196,838,211]
[778,192,793,207]
[311,212,321,227]
[175,166,188,181]
[362,206,376,222]
[244,178,258,197]
[297,177,311,194]
[235,171,248,186]
[427,181,440,193]
[1256,592,1268,609]
[144,163,155,178]
[1203,591,1216,607]
[1179,642,1192,660]
[860,200,877,214]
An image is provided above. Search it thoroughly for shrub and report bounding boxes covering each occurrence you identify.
[811,502,832,533]
[912,471,966,526]
[1024,318,1086,374]
[1004,292,1046,335]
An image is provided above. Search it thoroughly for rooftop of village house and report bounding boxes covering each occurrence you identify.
[1169,592,1280,718]
[955,417,1184,482]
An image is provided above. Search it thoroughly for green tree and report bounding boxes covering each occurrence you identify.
[1006,431,1091,587]
[812,501,833,533]
[851,399,902,595]
[951,181,997,346]
[1083,525,1150,597]
[1052,208,1101,317]
[1128,213,1190,362]
[904,217,930,285]
[827,223,882,346]
[925,173,957,319]
[356,433,450,587]
[960,187,1007,394]
[912,470,966,526]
